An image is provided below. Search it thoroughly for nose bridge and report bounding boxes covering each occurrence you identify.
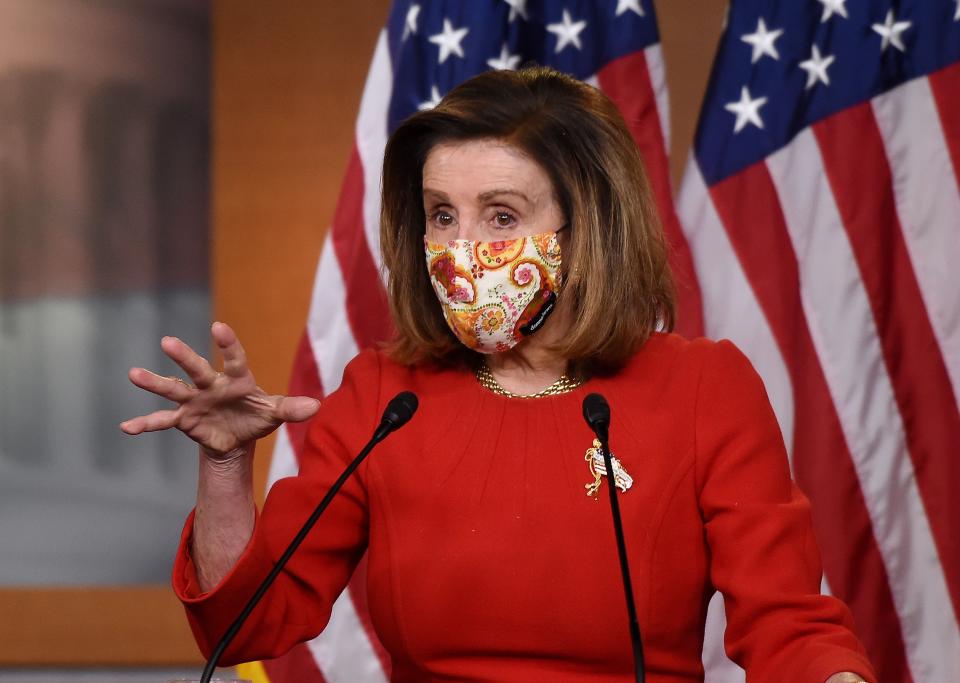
[455,224,471,241]
[454,208,482,241]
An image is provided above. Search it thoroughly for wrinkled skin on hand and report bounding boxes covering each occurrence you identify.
[120,321,319,459]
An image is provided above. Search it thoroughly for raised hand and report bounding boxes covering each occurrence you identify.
[120,321,320,460]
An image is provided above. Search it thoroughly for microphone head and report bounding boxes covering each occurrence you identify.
[582,393,610,434]
[381,391,419,431]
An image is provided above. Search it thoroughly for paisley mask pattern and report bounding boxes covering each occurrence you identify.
[424,231,562,353]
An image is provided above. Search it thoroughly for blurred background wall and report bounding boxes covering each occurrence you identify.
[0,0,724,677]
[0,0,210,587]
[0,0,213,675]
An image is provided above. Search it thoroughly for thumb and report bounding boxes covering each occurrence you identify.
[274,395,321,423]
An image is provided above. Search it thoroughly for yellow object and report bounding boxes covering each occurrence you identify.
[475,361,582,398]
[236,661,270,683]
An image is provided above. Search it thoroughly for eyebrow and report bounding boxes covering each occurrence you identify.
[477,188,531,203]
[422,188,532,204]
[422,188,449,203]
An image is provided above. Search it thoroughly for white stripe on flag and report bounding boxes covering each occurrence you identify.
[871,77,960,411]
[676,161,795,457]
[308,235,360,395]
[766,127,960,682]
[644,43,670,152]
[267,423,300,489]
[306,589,390,683]
[355,29,392,276]
[703,592,745,683]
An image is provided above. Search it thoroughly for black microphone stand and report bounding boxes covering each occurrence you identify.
[583,393,645,683]
[199,392,418,683]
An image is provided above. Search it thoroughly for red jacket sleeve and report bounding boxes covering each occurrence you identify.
[695,340,877,682]
[171,349,382,664]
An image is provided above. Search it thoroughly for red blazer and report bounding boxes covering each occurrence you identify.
[173,333,877,682]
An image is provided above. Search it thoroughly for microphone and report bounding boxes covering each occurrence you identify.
[582,392,610,442]
[200,391,419,683]
[373,391,418,441]
[581,393,645,683]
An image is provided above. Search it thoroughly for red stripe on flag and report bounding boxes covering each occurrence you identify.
[813,103,960,622]
[285,329,325,458]
[597,52,704,338]
[331,147,395,350]
[709,164,913,682]
[929,62,960,191]
[261,641,328,683]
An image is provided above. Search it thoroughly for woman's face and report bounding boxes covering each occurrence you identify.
[422,138,565,243]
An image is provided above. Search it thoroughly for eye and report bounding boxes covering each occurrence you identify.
[493,211,516,228]
[430,210,455,228]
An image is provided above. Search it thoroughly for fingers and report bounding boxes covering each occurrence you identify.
[160,335,219,388]
[119,409,180,435]
[128,367,196,403]
[211,321,249,379]
[273,395,321,423]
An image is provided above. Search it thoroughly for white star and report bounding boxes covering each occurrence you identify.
[798,44,835,89]
[616,0,644,18]
[402,4,420,40]
[817,0,848,23]
[954,0,960,21]
[872,9,911,53]
[741,17,784,63]
[429,18,469,64]
[487,44,522,71]
[502,0,529,22]
[724,86,768,133]
[546,9,588,53]
[418,85,443,111]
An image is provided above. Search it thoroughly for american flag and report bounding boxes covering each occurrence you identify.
[237,0,960,681]
[677,1,960,681]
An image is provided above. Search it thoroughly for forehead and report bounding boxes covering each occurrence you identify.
[422,139,553,195]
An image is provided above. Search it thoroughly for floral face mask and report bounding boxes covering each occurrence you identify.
[424,231,562,353]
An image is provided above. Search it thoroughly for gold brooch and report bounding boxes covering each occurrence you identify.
[584,438,633,498]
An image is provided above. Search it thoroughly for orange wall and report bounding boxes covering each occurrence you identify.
[213,1,392,497]
[213,0,727,501]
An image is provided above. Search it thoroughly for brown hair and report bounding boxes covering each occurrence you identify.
[380,65,675,375]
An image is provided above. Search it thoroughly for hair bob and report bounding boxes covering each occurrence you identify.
[380,65,675,375]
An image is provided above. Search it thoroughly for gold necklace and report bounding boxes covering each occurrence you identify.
[475,361,583,398]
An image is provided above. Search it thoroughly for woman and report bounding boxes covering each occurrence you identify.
[122,67,875,682]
